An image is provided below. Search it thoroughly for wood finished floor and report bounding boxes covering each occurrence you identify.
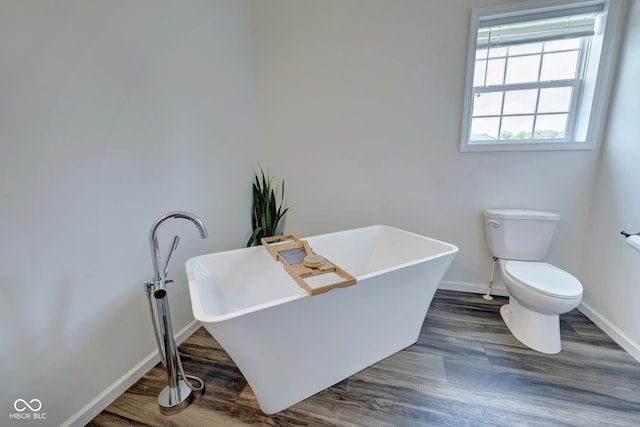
[89,291,640,426]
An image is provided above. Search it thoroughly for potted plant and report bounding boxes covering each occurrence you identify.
[246,165,289,247]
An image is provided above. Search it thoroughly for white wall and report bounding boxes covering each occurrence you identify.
[251,0,600,294]
[1,0,634,424]
[579,0,640,359]
[0,1,256,425]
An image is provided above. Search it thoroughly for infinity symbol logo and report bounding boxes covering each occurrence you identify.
[14,399,42,412]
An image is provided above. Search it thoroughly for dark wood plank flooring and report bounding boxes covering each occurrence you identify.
[89,291,640,426]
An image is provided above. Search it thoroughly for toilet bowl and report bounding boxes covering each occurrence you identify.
[498,259,582,354]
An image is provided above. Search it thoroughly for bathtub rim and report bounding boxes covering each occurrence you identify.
[186,224,458,323]
[185,247,308,323]
[312,225,459,281]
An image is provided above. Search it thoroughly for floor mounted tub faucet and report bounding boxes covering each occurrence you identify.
[145,211,208,415]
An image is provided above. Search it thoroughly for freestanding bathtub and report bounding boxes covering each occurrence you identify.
[185,225,458,414]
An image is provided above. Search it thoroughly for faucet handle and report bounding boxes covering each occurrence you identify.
[143,281,154,296]
[162,235,181,278]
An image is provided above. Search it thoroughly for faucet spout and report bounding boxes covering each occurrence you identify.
[149,211,208,285]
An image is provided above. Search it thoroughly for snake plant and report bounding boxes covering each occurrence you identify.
[246,165,289,247]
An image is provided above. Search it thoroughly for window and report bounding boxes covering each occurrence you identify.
[460,0,624,152]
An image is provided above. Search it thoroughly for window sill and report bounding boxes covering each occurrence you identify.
[460,140,594,152]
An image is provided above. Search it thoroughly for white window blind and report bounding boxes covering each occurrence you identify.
[477,4,604,48]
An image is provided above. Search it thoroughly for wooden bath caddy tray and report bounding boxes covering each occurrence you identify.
[261,234,356,296]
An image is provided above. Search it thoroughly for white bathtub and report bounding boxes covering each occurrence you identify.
[185,225,458,414]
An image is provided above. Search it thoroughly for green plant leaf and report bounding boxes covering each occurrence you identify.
[247,163,288,246]
[246,226,263,247]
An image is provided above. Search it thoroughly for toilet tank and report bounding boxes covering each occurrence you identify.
[483,209,560,261]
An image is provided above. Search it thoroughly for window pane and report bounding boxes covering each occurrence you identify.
[501,115,534,139]
[503,89,538,115]
[544,38,581,52]
[509,42,542,56]
[540,51,579,81]
[474,60,486,87]
[505,55,540,84]
[486,58,505,85]
[470,117,500,140]
[538,87,572,113]
[534,114,567,138]
[473,92,503,116]
[488,47,507,58]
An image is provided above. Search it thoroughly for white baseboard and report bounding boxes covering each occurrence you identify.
[438,280,509,297]
[578,301,640,363]
[61,319,201,427]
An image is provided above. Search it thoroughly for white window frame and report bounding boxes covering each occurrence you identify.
[460,0,624,152]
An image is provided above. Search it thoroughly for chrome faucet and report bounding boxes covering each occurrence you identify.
[149,211,208,298]
[144,211,208,415]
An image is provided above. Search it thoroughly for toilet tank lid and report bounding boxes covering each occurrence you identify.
[484,208,560,221]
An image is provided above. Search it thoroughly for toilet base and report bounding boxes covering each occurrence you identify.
[500,297,561,354]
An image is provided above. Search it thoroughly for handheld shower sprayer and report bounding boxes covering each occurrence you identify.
[144,211,208,415]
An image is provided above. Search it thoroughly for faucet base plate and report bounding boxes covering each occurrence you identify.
[158,379,196,415]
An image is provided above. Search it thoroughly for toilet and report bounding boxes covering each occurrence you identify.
[483,208,583,354]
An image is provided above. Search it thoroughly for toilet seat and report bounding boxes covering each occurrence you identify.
[503,261,582,299]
